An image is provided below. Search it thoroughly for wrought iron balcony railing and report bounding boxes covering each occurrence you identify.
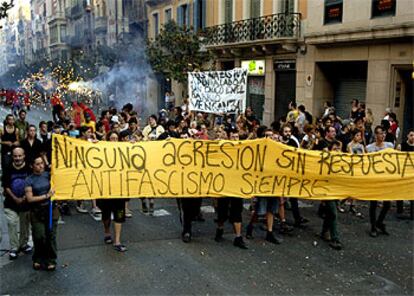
[94,16,108,34]
[205,13,301,46]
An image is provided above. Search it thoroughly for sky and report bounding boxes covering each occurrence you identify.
[7,0,31,21]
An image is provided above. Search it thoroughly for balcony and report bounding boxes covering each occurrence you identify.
[71,4,83,19]
[70,35,84,48]
[205,13,301,47]
[94,16,107,34]
[48,12,66,24]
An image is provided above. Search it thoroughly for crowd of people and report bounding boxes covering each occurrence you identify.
[1,94,413,271]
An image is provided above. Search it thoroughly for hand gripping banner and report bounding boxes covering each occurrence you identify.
[51,134,414,201]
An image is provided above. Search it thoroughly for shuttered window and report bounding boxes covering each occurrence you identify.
[251,0,261,18]
[225,0,233,23]
[193,0,206,31]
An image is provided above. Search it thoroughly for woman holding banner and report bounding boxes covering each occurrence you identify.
[25,156,58,270]
[97,131,127,252]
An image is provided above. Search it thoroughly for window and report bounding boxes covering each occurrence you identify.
[153,13,159,36]
[177,4,189,27]
[372,0,396,18]
[324,0,343,24]
[60,25,66,43]
[182,4,188,26]
[193,0,206,31]
[165,8,172,23]
[50,26,58,44]
[280,0,294,14]
[224,0,233,23]
[251,0,261,18]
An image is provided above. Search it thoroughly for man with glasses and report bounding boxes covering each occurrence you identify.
[366,126,394,237]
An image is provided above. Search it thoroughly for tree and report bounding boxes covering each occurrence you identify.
[0,0,14,20]
[146,21,212,84]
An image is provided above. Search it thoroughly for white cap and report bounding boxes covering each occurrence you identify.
[111,115,119,123]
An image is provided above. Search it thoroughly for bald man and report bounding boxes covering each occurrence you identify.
[2,147,32,260]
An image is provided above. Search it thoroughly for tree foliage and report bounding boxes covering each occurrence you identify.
[0,0,14,20]
[146,21,212,84]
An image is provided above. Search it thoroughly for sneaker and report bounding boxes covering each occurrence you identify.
[337,206,345,213]
[319,232,331,242]
[329,240,343,250]
[61,203,71,216]
[246,224,254,239]
[76,203,88,213]
[279,222,294,234]
[58,216,65,225]
[265,231,282,244]
[113,244,127,252]
[19,245,32,254]
[91,207,102,214]
[46,265,56,271]
[104,236,113,244]
[355,212,364,218]
[182,232,191,243]
[90,209,102,221]
[233,236,248,249]
[214,228,224,242]
[142,203,148,213]
[125,209,133,218]
[376,223,390,235]
[9,250,18,260]
[369,228,378,238]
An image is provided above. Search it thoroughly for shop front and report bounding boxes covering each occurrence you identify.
[241,60,266,122]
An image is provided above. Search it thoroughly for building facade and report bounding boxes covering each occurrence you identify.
[301,0,414,137]
[147,0,413,136]
[146,0,306,124]
[31,0,49,62]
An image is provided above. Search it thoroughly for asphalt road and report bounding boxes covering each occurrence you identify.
[0,198,413,295]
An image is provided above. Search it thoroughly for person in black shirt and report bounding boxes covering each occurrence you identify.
[396,129,414,219]
[38,121,52,166]
[158,120,180,140]
[25,156,58,271]
[381,119,396,147]
[337,121,352,153]
[313,126,338,152]
[279,124,309,227]
[2,147,32,259]
[20,125,43,165]
[1,114,20,171]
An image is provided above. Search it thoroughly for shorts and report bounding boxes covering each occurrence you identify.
[216,197,243,224]
[97,199,126,223]
[255,197,279,216]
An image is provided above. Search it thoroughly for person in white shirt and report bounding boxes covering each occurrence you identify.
[366,125,394,238]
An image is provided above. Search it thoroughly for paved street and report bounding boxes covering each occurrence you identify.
[0,198,413,295]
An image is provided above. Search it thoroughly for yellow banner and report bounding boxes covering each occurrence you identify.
[51,134,414,201]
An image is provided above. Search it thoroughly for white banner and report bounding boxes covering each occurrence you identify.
[188,69,248,114]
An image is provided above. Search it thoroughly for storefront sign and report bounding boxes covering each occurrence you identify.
[241,60,265,76]
[274,60,296,71]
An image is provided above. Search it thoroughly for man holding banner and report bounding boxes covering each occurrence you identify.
[366,125,395,238]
